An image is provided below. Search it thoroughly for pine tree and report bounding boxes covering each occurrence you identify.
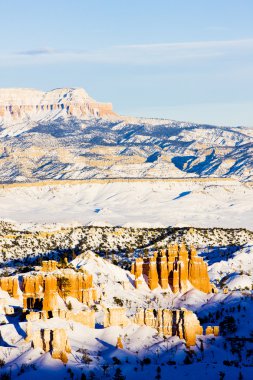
[113,368,126,380]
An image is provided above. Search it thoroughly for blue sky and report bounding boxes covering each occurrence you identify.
[0,0,252,126]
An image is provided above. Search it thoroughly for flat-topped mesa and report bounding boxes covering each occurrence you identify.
[131,243,213,293]
[22,266,97,311]
[0,88,117,120]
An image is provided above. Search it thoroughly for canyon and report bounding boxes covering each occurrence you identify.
[0,87,252,379]
[0,228,252,379]
[0,252,219,362]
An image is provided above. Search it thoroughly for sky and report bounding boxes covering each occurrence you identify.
[0,0,252,126]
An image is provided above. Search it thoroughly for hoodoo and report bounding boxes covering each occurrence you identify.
[131,244,213,293]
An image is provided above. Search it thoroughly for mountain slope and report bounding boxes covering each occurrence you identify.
[0,88,252,183]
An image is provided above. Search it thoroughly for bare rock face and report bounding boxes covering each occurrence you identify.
[42,275,59,312]
[58,270,96,304]
[26,323,71,363]
[51,329,72,363]
[22,263,97,312]
[132,308,203,347]
[42,260,57,272]
[0,88,117,121]
[131,244,213,293]
[188,246,212,293]
[23,274,44,310]
[205,326,219,336]
[104,307,130,328]
[0,277,20,299]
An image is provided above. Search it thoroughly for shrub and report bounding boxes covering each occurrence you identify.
[113,297,124,307]
[142,357,151,365]
[112,356,121,365]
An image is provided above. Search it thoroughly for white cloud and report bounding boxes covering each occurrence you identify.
[0,38,253,67]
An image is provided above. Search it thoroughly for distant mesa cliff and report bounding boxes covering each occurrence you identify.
[0,88,116,120]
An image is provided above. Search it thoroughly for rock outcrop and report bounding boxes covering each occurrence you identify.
[104,307,206,347]
[131,308,203,347]
[116,336,124,349]
[26,309,95,328]
[42,260,57,272]
[131,244,213,293]
[188,246,212,293]
[104,307,130,328]
[22,264,97,311]
[0,277,20,299]
[205,326,219,336]
[26,322,71,363]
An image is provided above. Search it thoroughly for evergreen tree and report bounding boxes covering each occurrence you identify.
[113,368,126,380]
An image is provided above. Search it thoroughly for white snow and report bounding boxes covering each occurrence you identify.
[0,179,252,230]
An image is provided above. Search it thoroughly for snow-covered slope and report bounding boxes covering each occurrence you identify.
[0,87,252,182]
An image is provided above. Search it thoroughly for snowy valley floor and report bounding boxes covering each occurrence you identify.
[0,178,252,230]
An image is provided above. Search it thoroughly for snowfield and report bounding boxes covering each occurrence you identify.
[0,179,252,230]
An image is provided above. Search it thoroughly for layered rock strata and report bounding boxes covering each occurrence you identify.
[0,88,116,120]
[131,244,213,293]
